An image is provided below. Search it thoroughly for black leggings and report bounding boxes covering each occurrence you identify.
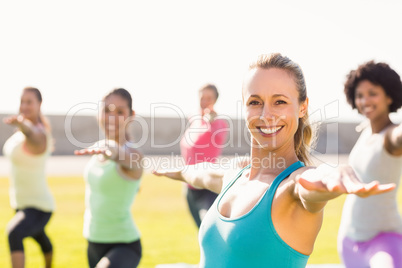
[186,188,218,228]
[87,240,142,268]
[7,208,53,253]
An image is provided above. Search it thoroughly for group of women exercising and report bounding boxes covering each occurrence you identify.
[3,53,402,268]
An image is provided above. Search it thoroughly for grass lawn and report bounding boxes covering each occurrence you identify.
[0,174,401,268]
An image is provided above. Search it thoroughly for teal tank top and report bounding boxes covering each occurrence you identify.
[83,155,141,243]
[198,161,309,268]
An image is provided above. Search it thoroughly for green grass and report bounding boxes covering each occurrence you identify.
[0,174,401,267]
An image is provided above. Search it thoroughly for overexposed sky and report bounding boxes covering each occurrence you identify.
[1,0,402,122]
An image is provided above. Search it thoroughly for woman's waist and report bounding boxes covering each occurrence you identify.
[85,203,133,219]
[84,210,135,228]
[10,185,52,196]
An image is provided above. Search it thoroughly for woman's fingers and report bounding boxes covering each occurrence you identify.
[3,115,19,125]
[74,149,87,155]
[74,148,105,156]
[338,169,366,193]
[355,182,396,198]
[376,183,396,192]
[151,170,166,176]
[152,169,176,177]
[152,169,184,181]
[298,166,395,198]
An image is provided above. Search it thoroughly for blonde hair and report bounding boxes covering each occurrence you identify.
[247,53,316,165]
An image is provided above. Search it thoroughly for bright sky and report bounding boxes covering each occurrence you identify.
[1,0,402,122]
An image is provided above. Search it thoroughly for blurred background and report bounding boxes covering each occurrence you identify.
[1,1,402,267]
[1,0,401,158]
[1,0,402,120]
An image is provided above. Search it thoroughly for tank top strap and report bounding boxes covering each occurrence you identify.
[223,161,304,194]
[268,161,305,201]
[221,164,252,192]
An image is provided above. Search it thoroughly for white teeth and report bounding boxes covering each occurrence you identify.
[260,126,282,134]
[363,107,373,113]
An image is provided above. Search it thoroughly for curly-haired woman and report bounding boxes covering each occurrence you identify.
[338,61,402,268]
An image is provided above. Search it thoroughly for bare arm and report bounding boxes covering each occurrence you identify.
[385,123,402,156]
[153,162,226,193]
[293,164,396,213]
[153,156,250,194]
[75,140,143,180]
[3,115,47,154]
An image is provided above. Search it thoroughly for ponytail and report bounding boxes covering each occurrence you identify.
[294,113,316,166]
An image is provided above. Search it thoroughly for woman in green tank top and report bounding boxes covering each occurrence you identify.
[154,53,396,267]
[75,88,143,268]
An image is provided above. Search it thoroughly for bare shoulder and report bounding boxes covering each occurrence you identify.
[120,145,144,180]
[24,124,48,154]
[279,166,316,196]
[287,166,315,183]
[220,157,250,191]
[120,163,143,180]
[385,124,402,156]
[30,123,47,139]
[126,145,144,161]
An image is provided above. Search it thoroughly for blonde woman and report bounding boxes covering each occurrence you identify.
[154,53,395,267]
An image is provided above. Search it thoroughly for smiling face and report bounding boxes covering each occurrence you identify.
[243,67,307,151]
[19,91,41,122]
[355,80,392,121]
[199,88,217,110]
[100,94,133,142]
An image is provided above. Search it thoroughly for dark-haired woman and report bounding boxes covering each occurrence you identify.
[180,84,228,228]
[154,54,395,267]
[75,88,143,268]
[3,87,54,268]
[338,61,402,268]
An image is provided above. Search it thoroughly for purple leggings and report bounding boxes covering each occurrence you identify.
[341,232,402,268]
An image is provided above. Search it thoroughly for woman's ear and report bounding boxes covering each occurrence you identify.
[299,98,308,118]
[386,95,393,107]
[131,109,136,117]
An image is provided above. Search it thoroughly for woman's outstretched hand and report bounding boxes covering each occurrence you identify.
[74,140,118,159]
[153,162,225,193]
[75,147,108,156]
[297,165,396,198]
[152,168,186,182]
[3,115,31,127]
[74,147,119,161]
[3,115,21,125]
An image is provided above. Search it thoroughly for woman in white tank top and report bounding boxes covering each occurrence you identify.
[3,87,54,268]
[338,61,402,268]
